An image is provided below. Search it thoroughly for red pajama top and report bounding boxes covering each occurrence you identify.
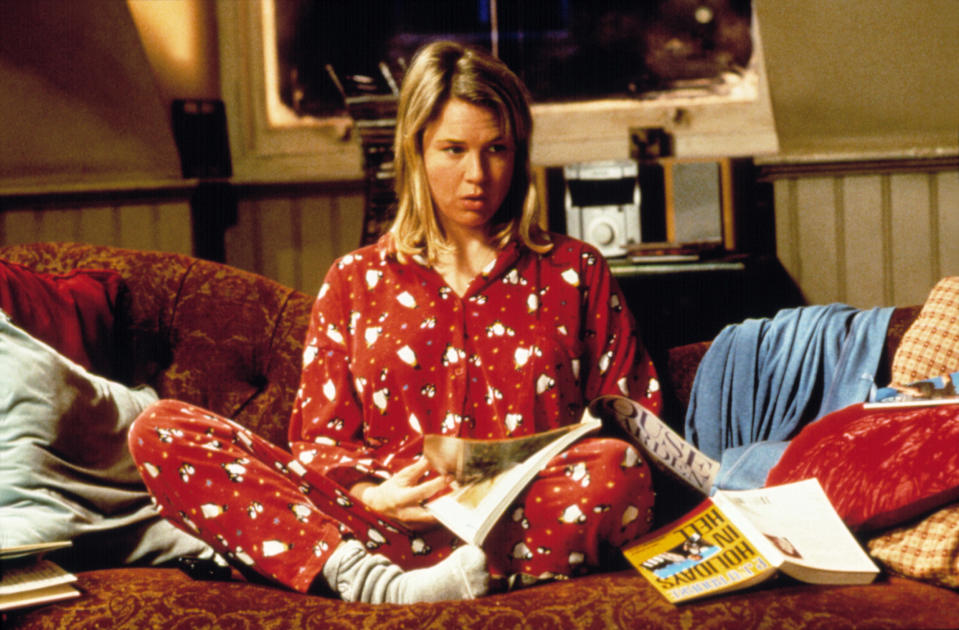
[288,233,662,489]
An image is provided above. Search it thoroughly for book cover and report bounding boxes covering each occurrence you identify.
[423,416,602,546]
[623,479,879,603]
[866,371,959,409]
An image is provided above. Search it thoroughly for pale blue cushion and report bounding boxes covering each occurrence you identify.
[0,309,212,564]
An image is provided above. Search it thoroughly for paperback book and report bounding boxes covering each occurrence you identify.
[866,371,959,409]
[0,542,79,611]
[423,416,602,545]
[623,479,879,603]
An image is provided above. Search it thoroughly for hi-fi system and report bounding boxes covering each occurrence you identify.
[563,160,642,258]
[561,144,739,258]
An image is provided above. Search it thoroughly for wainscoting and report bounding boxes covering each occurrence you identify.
[0,191,195,257]
[764,158,959,308]
[2,157,956,307]
[0,182,365,298]
[222,184,364,298]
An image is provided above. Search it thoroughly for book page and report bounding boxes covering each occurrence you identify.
[0,583,80,612]
[715,479,878,584]
[424,423,592,485]
[0,559,77,596]
[425,417,602,545]
[0,541,71,561]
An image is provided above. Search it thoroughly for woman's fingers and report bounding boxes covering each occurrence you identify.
[410,474,451,501]
[393,457,432,483]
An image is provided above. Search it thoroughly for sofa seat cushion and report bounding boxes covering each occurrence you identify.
[5,568,959,630]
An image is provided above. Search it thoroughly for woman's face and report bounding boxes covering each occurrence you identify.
[421,98,515,237]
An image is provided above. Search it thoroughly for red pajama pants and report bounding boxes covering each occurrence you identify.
[128,400,655,592]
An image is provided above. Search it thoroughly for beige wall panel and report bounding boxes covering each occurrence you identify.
[889,173,934,306]
[334,193,365,253]
[795,177,840,305]
[224,191,365,295]
[118,204,159,253]
[298,195,336,297]
[225,198,262,278]
[936,171,959,277]
[78,206,118,246]
[255,197,299,290]
[299,191,365,294]
[116,201,192,255]
[154,202,193,255]
[841,175,886,308]
[1,209,39,244]
[38,208,82,243]
[773,179,800,285]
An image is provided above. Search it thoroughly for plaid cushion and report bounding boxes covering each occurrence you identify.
[876,278,959,589]
[891,277,959,385]
[868,503,959,589]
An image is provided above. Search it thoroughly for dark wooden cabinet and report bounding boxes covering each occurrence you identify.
[612,255,804,364]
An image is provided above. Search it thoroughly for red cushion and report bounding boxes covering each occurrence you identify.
[0,259,124,376]
[766,402,959,532]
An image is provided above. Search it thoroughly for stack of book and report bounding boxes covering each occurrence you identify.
[1,542,79,612]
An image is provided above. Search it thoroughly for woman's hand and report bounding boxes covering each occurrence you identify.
[349,458,451,530]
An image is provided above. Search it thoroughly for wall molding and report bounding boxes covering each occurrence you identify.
[0,179,364,211]
[758,155,959,180]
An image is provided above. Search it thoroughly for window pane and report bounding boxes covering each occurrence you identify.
[499,0,752,102]
[274,0,753,117]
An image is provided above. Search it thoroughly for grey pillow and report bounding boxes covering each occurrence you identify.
[0,309,212,564]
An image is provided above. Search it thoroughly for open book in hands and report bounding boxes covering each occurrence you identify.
[623,478,879,603]
[422,416,602,546]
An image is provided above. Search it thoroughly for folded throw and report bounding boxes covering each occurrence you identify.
[685,304,894,490]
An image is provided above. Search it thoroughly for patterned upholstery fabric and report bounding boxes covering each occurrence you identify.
[0,242,310,447]
[3,243,958,629]
[890,277,959,385]
[867,278,959,590]
[7,568,959,630]
[869,503,959,590]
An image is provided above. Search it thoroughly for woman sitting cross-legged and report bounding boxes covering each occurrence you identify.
[128,40,663,604]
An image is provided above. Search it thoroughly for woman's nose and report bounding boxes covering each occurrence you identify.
[464,151,488,182]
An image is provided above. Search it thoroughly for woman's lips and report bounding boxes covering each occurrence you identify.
[461,195,486,210]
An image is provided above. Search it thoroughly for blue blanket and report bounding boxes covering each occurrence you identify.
[684,304,894,490]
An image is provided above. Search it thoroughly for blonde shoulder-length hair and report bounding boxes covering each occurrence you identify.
[389,41,551,263]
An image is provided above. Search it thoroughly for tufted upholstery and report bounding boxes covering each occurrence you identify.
[0,242,311,447]
[3,243,958,630]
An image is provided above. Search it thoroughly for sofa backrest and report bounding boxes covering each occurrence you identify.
[0,242,312,446]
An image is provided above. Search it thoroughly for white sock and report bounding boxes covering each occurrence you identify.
[321,539,489,604]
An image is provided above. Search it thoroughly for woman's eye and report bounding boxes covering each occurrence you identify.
[488,144,512,154]
[442,145,465,154]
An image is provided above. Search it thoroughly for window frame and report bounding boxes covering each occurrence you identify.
[218,0,778,184]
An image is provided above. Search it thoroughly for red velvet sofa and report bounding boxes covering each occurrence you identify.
[3,242,958,629]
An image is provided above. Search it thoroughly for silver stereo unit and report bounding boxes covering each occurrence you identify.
[563,160,641,257]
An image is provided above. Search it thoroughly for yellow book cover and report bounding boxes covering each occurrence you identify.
[624,500,775,603]
[624,479,879,603]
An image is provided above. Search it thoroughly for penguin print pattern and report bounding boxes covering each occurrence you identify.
[129,233,661,592]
